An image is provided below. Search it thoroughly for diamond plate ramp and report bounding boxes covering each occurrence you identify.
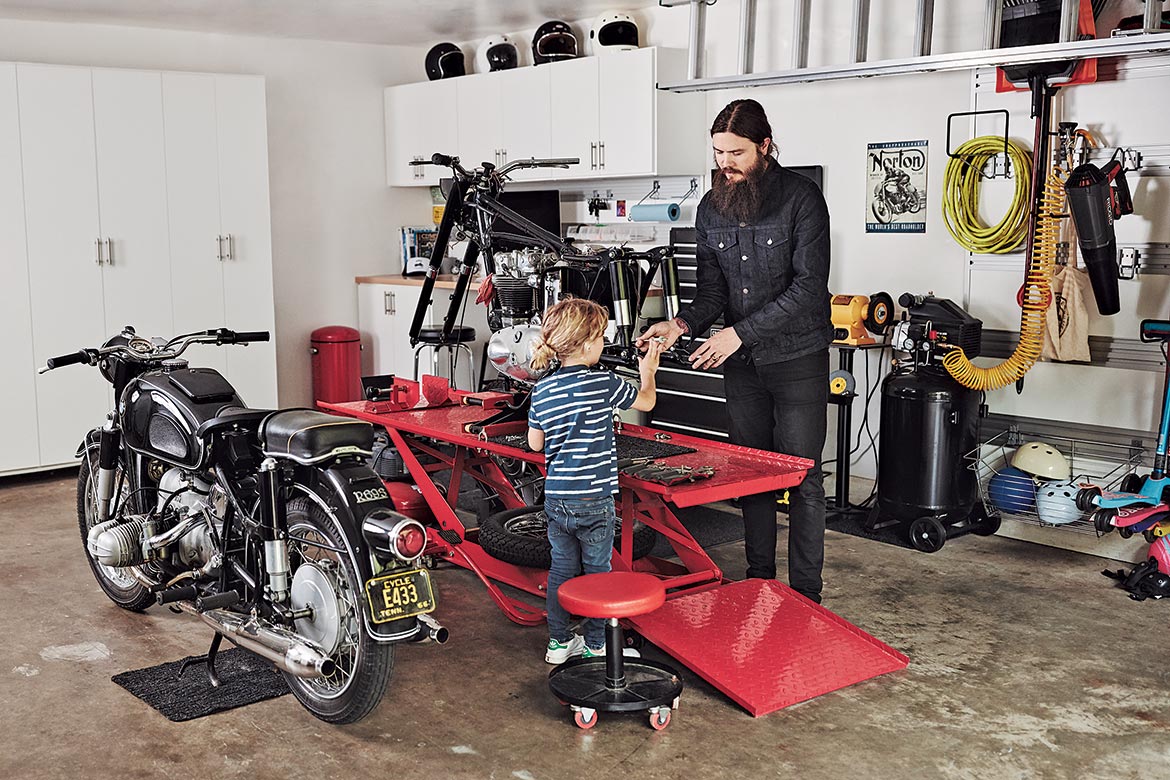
[627,579,909,717]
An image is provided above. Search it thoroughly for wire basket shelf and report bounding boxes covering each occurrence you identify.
[967,429,1146,536]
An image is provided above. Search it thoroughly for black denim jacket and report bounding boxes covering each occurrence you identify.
[677,162,833,366]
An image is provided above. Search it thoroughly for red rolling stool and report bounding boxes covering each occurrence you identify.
[548,572,683,730]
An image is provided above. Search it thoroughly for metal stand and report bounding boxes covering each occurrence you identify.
[827,343,885,516]
[178,631,224,688]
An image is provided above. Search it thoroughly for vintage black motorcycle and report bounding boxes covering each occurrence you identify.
[43,326,445,723]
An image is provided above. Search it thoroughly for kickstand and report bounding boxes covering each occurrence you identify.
[178,632,224,688]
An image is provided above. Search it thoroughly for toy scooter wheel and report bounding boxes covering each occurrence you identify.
[1092,508,1116,535]
[909,516,947,553]
[1076,486,1102,513]
[1119,525,1134,540]
[1144,529,1159,544]
[1120,473,1145,495]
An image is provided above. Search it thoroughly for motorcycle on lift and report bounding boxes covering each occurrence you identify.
[43,326,446,723]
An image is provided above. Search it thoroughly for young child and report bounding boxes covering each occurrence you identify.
[527,297,663,664]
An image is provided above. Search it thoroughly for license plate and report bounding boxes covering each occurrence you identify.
[364,568,436,624]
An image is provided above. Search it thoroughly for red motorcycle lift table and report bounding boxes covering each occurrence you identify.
[321,383,907,716]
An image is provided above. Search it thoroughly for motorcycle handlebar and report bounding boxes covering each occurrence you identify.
[44,349,94,370]
[227,331,270,344]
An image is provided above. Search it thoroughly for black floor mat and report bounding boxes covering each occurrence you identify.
[649,504,764,558]
[486,432,696,461]
[825,509,914,550]
[112,647,289,722]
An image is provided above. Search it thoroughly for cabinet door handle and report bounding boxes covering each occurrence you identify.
[590,142,597,170]
[501,149,507,165]
[223,233,234,261]
[103,237,113,266]
[216,235,224,261]
[384,290,396,315]
[95,238,103,266]
[599,141,606,169]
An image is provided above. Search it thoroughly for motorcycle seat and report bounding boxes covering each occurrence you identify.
[261,409,374,465]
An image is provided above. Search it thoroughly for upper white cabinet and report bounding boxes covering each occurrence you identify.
[385,48,705,186]
[386,79,458,187]
[0,63,41,472]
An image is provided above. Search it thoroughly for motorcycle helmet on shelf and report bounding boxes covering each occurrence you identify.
[1010,441,1072,481]
[1035,479,1084,525]
[425,42,466,81]
[532,20,579,65]
[477,34,519,73]
[590,11,640,54]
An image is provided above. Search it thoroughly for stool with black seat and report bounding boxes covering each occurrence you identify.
[413,325,477,391]
[548,572,683,730]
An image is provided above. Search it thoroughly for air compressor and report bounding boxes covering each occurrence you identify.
[867,294,1001,552]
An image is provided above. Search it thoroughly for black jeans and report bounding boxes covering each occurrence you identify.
[723,349,828,600]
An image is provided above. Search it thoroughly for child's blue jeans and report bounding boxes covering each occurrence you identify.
[544,495,615,649]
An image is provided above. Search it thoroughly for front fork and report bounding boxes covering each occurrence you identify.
[96,417,121,524]
[258,457,292,603]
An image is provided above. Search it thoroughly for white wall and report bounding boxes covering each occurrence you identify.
[0,17,431,408]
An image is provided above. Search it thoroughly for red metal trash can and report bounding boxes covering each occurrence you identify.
[311,326,363,404]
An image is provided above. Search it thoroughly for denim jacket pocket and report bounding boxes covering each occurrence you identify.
[754,229,792,273]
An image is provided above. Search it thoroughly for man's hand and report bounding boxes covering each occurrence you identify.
[636,319,684,351]
[689,326,742,371]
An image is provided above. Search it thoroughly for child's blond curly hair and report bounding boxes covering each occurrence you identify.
[530,297,608,372]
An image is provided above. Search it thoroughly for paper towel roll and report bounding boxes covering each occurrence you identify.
[629,203,681,222]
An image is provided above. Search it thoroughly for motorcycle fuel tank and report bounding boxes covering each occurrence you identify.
[120,367,246,469]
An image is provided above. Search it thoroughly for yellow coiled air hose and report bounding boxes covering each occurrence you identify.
[942,136,1033,254]
[941,168,1066,391]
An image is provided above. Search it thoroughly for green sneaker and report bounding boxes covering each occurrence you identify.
[582,644,641,659]
[545,634,586,664]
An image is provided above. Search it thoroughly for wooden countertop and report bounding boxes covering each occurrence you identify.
[355,274,477,289]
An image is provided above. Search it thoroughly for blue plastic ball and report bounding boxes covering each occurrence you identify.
[988,466,1036,515]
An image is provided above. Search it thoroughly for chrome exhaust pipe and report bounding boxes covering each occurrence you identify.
[411,613,449,645]
[175,602,336,678]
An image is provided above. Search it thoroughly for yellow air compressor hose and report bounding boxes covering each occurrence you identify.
[941,168,1067,391]
[942,136,1033,254]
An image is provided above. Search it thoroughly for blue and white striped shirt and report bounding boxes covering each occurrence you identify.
[528,365,638,499]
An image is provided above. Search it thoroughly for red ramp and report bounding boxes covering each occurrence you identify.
[627,579,909,717]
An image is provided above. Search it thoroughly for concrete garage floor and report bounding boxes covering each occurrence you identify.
[3,470,1170,780]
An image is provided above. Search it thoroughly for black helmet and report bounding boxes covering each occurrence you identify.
[425,42,465,81]
[532,20,578,65]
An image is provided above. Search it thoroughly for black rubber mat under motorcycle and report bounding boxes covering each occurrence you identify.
[487,432,696,460]
[112,647,289,722]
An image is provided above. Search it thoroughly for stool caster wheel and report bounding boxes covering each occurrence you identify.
[572,707,598,730]
[649,707,671,731]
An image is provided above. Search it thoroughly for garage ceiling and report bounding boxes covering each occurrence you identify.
[0,0,661,45]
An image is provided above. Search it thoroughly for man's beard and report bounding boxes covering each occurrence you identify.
[710,154,770,223]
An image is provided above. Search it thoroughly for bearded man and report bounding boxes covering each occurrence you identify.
[637,99,832,603]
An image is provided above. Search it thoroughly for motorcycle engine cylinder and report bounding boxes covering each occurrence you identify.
[493,275,536,319]
[87,516,150,567]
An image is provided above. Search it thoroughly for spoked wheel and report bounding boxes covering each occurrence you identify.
[478,506,658,569]
[908,516,947,553]
[284,497,394,724]
[76,447,155,611]
[871,197,893,224]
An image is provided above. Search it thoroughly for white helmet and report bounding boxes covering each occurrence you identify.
[590,12,639,55]
[1035,479,1083,525]
[1010,441,1072,481]
[476,34,519,73]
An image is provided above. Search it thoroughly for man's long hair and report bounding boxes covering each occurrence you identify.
[709,100,776,223]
